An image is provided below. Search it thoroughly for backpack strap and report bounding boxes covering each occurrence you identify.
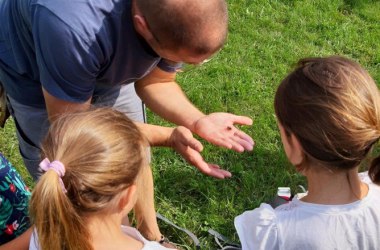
[208,229,242,250]
[156,212,201,249]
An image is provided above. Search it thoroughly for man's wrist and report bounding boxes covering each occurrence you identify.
[135,122,174,147]
[161,127,175,148]
[188,114,206,133]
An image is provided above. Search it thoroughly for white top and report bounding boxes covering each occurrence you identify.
[29,225,174,250]
[120,226,175,250]
[235,183,380,250]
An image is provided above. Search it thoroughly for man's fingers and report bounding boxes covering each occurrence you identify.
[185,136,204,152]
[234,129,254,146]
[230,133,255,151]
[218,131,253,152]
[185,148,231,179]
[196,129,254,152]
[231,115,253,126]
[173,124,235,179]
[228,139,245,153]
[197,162,232,179]
[208,164,232,178]
[209,135,234,149]
[210,164,220,169]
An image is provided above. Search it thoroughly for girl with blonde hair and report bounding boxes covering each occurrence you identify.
[235,56,380,249]
[29,108,175,250]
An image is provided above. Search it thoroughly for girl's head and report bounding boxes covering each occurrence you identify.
[274,56,380,182]
[30,108,148,250]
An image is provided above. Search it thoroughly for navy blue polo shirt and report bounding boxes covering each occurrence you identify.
[0,0,180,107]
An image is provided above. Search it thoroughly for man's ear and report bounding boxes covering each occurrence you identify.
[288,134,304,166]
[133,14,155,41]
[118,184,137,213]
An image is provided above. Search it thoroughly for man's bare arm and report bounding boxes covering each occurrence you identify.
[135,67,254,152]
[135,67,205,131]
[42,88,91,122]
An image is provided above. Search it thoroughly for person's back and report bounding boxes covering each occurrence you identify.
[235,56,380,250]
[0,0,162,107]
[236,181,380,249]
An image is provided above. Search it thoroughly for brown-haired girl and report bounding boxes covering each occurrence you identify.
[235,56,380,249]
[29,108,175,250]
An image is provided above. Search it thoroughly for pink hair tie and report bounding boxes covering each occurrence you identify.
[39,158,67,193]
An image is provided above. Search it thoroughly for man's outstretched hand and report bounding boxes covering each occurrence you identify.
[192,113,254,152]
[168,126,232,179]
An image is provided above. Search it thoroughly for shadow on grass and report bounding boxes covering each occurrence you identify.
[344,0,376,8]
[340,0,377,14]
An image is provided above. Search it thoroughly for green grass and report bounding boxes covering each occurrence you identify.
[1,0,379,249]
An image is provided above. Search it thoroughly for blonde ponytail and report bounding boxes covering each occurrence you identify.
[29,108,147,250]
[30,170,91,250]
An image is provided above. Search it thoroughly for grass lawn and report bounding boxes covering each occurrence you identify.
[1,0,379,249]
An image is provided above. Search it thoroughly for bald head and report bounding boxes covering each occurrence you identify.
[136,0,228,55]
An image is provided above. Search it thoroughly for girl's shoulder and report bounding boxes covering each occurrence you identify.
[235,203,277,225]
[235,203,279,250]
[367,183,380,203]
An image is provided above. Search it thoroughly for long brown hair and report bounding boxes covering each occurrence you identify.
[274,56,380,183]
[29,108,147,250]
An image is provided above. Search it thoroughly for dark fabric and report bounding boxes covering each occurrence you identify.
[0,154,31,245]
[0,0,181,107]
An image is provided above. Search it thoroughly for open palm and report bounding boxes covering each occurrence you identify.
[193,112,254,152]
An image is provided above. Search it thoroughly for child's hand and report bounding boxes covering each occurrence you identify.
[169,126,232,179]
